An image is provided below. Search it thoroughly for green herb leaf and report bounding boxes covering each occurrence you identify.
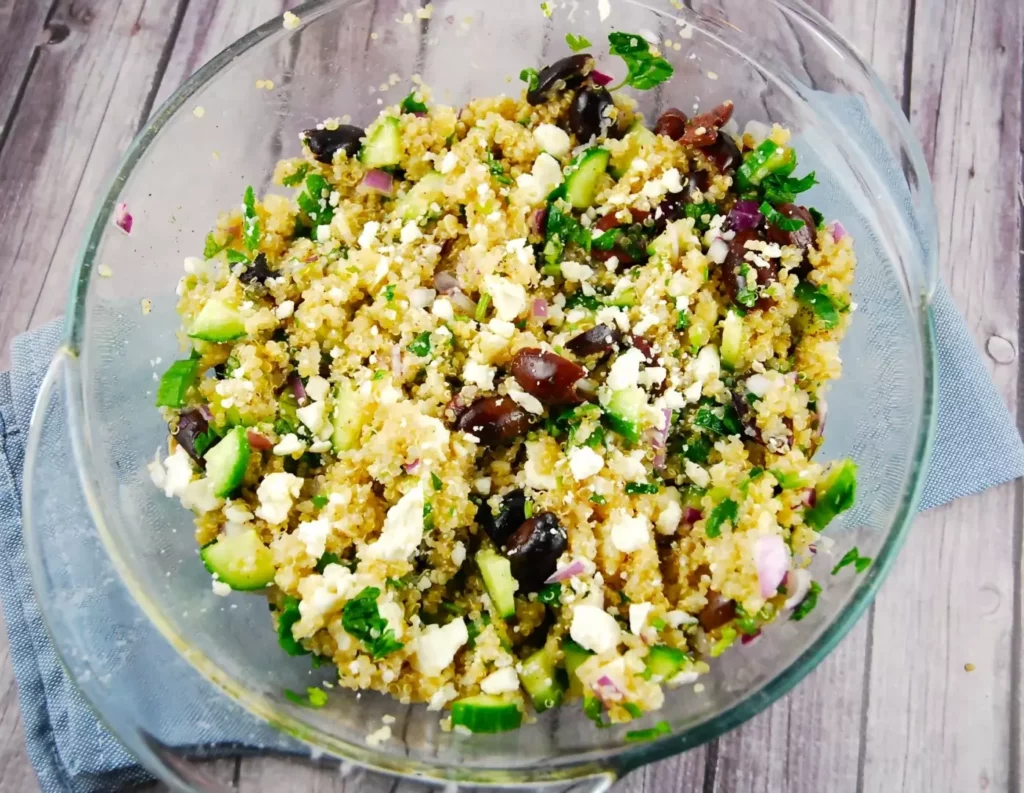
[790,580,822,621]
[387,573,416,590]
[519,68,540,93]
[311,495,329,509]
[298,173,334,224]
[583,696,609,727]
[341,586,404,658]
[284,687,328,708]
[537,583,562,605]
[524,499,535,519]
[225,249,250,265]
[625,482,659,495]
[761,171,817,204]
[564,290,602,311]
[794,281,840,329]
[831,546,872,575]
[383,284,396,302]
[651,616,666,631]
[590,493,607,505]
[192,427,221,459]
[625,720,671,742]
[155,358,201,408]
[608,32,674,91]
[684,201,718,229]
[770,469,807,490]
[760,200,806,232]
[591,227,621,251]
[675,310,691,331]
[282,164,310,187]
[243,186,260,251]
[400,91,428,114]
[475,293,492,322]
[694,402,743,437]
[423,501,435,531]
[705,498,738,538]
[372,370,386,380]
[623,702,644,719]
[809,207,825,228]
[408,331,432,357]
[203,233,226,259]
[681,435,712,464]
[565,33,592,51]
[430,471,443,491]
[484,153,514,185]
[277,596,310,656]
[315,552,342,573]
[735,264,759,308]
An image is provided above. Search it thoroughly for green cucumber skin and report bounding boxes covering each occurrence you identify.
[565,148,610,209]
[204,426,251,498]
[450,695,523,733]
[200,530,275,590]
[476,549,517,619]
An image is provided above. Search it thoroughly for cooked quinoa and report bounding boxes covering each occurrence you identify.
[149,38,861,734]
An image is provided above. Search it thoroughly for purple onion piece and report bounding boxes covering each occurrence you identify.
[288,372,308,405]
[727,199,763,232]
[359,168,394,195]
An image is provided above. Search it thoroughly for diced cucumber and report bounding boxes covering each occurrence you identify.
[450,694,523,733]
[331,377,367,453]
[156,357,200,408]
[720,310,744,371]
[395,172,445,221]
[610,126,656,179]
[736,140,797,191]
[805,458,857,530]
[360,117,402,168]
[603,386,647,444]
[643,645,688,681]
[201,529,275,590]
[565,148,610,209]
[476,549,518,619]
[604,288,637,308]
[204,426,251,497]
[520,647,565,713]
[188,298,246,343]
[561,639,594,698]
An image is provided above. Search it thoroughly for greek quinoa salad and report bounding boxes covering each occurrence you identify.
[148,32,868,738]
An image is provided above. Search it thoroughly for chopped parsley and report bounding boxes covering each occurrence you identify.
[675,310,691,331]
[684,201,718,230]
[192,426,221,459]
[761,200,806,232]
[607,31,674,91]
[761,171,818,204]
[625,482,659,495]
[625,720,671,742]
[564,290,602,311]
[408,331,432,357]
[771,469,807,490]
[372,370,386,380]
[809,207,825,228]
[281,164,309,187]
[790,580,822,621]
[484,153,513,185]
[242,185,260,251]
[537,583,562,605]
[589,493,607,505]
[284,687,328,708]
[735,264,759,308]
[225,249,250,265]
[475,293,492,322]
[387,573,416,590]
[276,596,309,656]
[623,702,644,719]
[203,233,226,259]
[297,173,334,224]
[651,616,667,631]
[519,68,540,93]
[341,586,404,658]
[311,495,329,509]
[794,281,840,328]
[566,33,592,51]
[694,401,743,437]
[705,498,738,538]
[423,502,435,530]
[400,91,428,114]
[430,471,443,491]
[831,546,872,575]
[382,284,396,302]
[680,435,712,464]
[315,552,343,573]
[583,696,609,727]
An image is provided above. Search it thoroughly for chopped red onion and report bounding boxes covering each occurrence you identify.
[532,298,549,318]
[813,397,828,441]
[413,111,428,118]
[544,559,586,584]
[114,202,133,234]
[449,290,477,317]
[288,373,308,405]
[593,674,624,701]
[828,220,847,241]
[741,630,761,645]
[433,271,461,295]
[784,568,813,610]
[359,168,394,195]
[591,70,614,87]
[530,208,549,236]
[404,459,421,474]
[727,200,762,232]
[647,408,671,471]
[197,404,214,422]
[754,535,790,598]
[246,430,273,451]
[802,488,817,508]
[682,507,702,525]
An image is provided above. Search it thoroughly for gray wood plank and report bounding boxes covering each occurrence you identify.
[859,0,1024,791]
[0,0,55,143]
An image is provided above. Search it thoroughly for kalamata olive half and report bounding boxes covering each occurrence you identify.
[568,85,614,142]
[731,389,763,445]
[702,131,742,174]
[476,489,527,548]
[238,252,274,286]
[455,396,531,446]
[511,348,586,406]
[504,512,568,592]
[527,54,594,105]
[566,324,623,357]
[699,590,737,631]
[681,101,735,147]
[722,228,779,310]
[654,108,688,140]
[766,203,816,252]
[173,408,210,465]
[629,335,656,364]
[301,124,365,164]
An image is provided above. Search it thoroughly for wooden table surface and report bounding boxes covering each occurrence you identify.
[0,0,1021,791]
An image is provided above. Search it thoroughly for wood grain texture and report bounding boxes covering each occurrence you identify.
[0,0,1019,791]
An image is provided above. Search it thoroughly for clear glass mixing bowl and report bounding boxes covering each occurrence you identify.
[23,0,938,790]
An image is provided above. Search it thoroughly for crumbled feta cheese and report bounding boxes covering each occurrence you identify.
[666,609,699,628]
[452,541,467,568]
[692,345,721,383]
[366,725,392,747]
[273,433,306,456]
[297,518,331,560]
[483,275,527,321]
[439,150,458,174]
[534,124,571,157]
[432,297,454,320]
[296,400,326,435]
[400,222,422,244]
[661,168,683,193]
[487,318,516,338]
[568,446,604,481]
[570,604,621,654]
[365,485,425,561]
[598,0,611,21]
[377,600,405,639]
[223,501,254,525]
[276,300,295,320]
[480,666,520,695]
[607,347,645,390]
[610,449,647,481]
[180,478,221,513]
[160,446,194,498]
[508,387,544,415]
[316,224,332,243]
[638,366,666,387]
[506,237,535,267]
[463,360,496,391]
[304,376,330,402]
[745,374,773,398]
[475,477,492,495]
[629,602,653,635]
[428,683,458,710]
[516,152,564,204]
[358,221,380,248]
[595,306,631,332]
[414,617,468,677]
[683,379,704,404]
[410,287,436,309]
[255,472,304,525]
[655,491,683,535]
[609,510,651,553]
[309,439,332,454]
[524,442,556,490]
[212,579,232,597]
[684,460,711,488]
[561,260,594,282]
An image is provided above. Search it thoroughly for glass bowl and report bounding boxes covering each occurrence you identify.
[23,0,938,790]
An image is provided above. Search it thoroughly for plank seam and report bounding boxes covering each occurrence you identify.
[701,737,718,793]
[136,0,193,132]
[900,0,916,115]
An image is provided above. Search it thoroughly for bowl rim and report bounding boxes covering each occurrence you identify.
[44,0,939,784]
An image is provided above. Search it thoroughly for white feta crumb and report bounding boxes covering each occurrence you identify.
[561,260,594,282]
[452,541,467,568]
[607,347,646,390]
[401,222,422,244]
[684,460,711,488]
[508,387,544,415]
[414,618,469,677]
[745,374,773,398]
[410,287,436,309]
[570,604,620,654]
[666,609,698,628]
[305,375,330,402]
[609,510,651,554]
[533,124,571,157]
[661,168,683,193]
[483,275,528,321]
[432,297,454,320]
[358,221,380,248]
[487,318,516,338]
[297,518,331,560]
[439,151,458,174]
[365,485,425,561]
[316,224,332,243]
[276,300,295,320]
[481,667,520,695]
[255,472,304,525]
[598,0,611,21]
[638,367,666,387]
[273,433,306,456]
[692,345,721,383]
[296,400,326,435]
[212,579,232,597]
[463,360,496,391]
[629,602,653,635]
[309,439,332,454]
[568,446,604,481]
[98,264,113,277]
[474,477,492,495]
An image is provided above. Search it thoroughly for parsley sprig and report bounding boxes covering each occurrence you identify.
[607,32,673,91]
[341,586,404,659]
[242,185,260,251]
[566,33,592,51]
[831,546,872,575]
